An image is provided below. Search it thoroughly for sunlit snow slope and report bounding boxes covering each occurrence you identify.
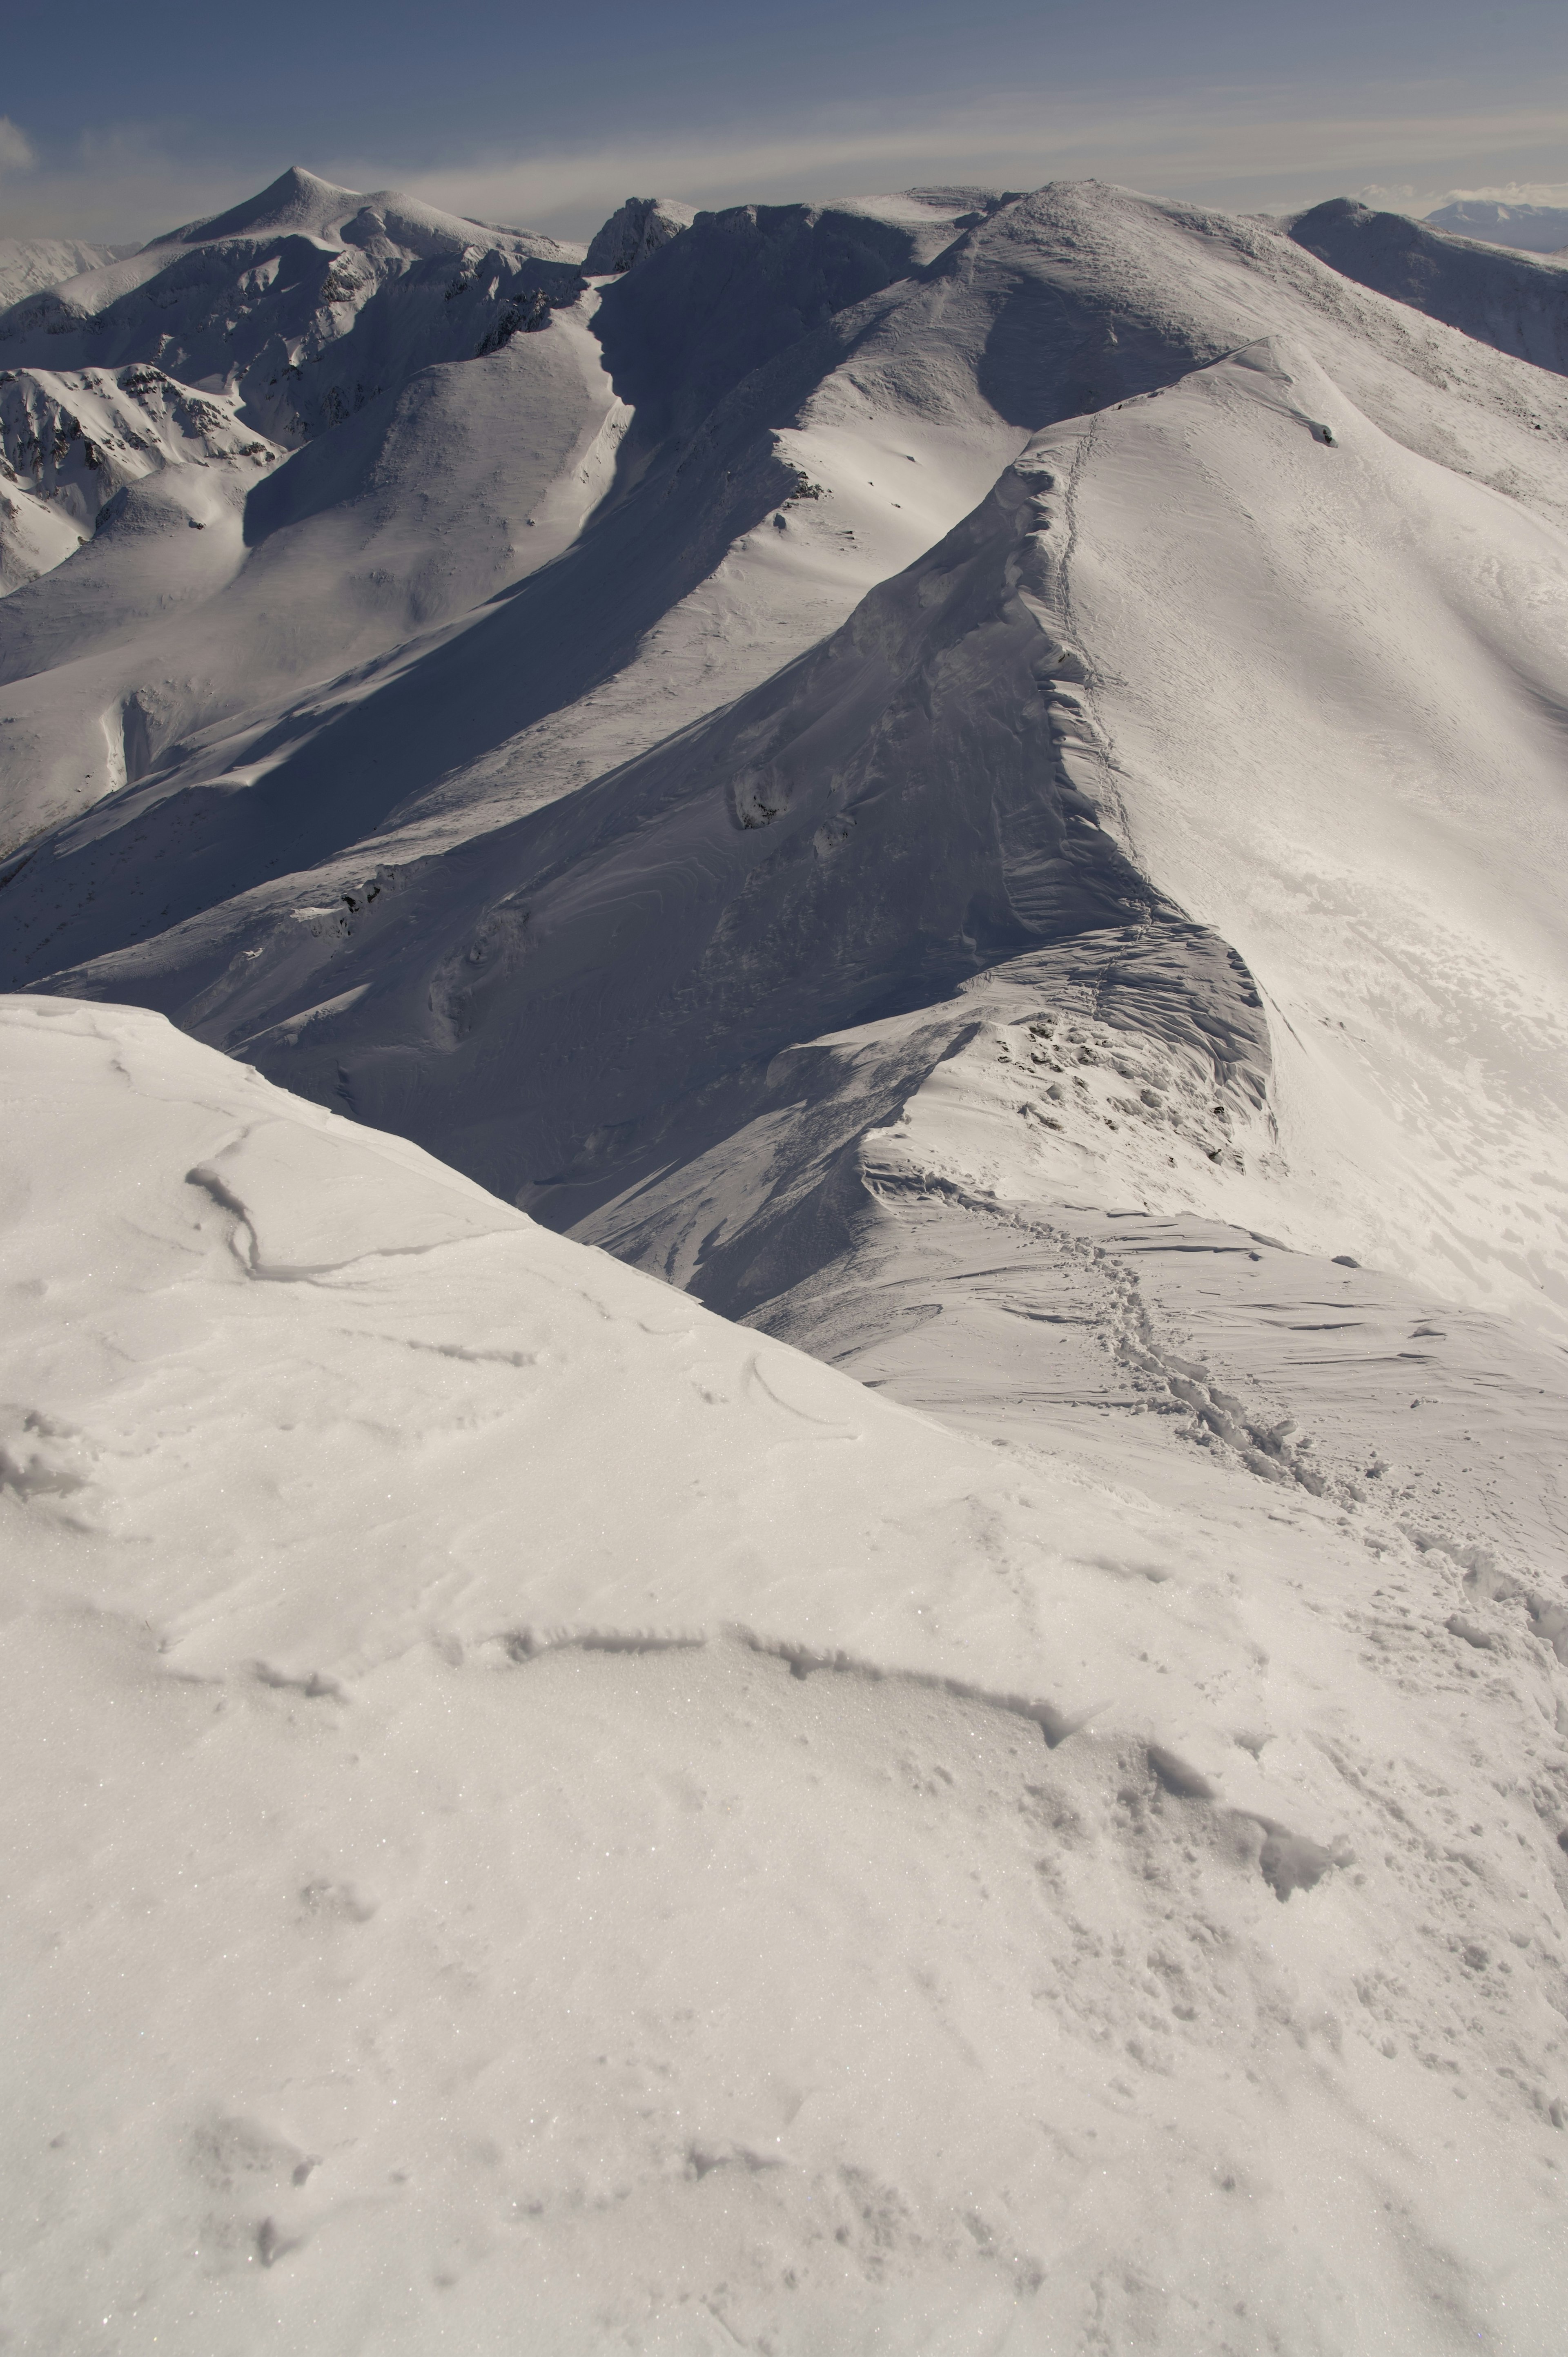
[0,185,1560,1375]
[3,994,1568,2356]
[3,155,1568,2354]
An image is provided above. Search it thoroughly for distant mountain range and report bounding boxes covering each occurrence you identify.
[1425,196,1568,252]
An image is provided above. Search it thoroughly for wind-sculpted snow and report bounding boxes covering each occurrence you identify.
[12,176,1568,920]
[6,165,1568,2357]
[19,305,1567,1349]
[4,995,1568,2354]
[590,190,984,448]
[0,304,622,848]
[18,435,1256,1183]
[1291,197,1568,375]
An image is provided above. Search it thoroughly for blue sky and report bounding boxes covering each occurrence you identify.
[2,0,1567,242]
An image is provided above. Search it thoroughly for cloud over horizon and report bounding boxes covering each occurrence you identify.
[1,78,1566,249]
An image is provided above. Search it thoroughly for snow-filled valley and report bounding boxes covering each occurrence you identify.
[1,167,1567,2355]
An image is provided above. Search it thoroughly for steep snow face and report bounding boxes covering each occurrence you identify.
[583,194,695,275]
[0,473,82,595]
[0,167,585,449]
[0,363,282,612]
[1291,198,1568,374]
[1029,337,1568,1335]
[4,994,1568,2356]
[590,195,949,449]
[1426,199,1568,254]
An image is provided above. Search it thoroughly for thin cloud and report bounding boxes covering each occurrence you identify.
[0,117,37,176]
[0,123,244,242]
[5,84,1568,246]
[381,88,1568,236]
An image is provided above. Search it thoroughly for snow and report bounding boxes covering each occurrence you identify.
[0,166,585,450]
[33,318,1559,1342]
[1290,198,1568,375]
[0,237,134,311]
[585,195,697,275]
[2,163,1568,2350]
[1425,200,1568,256]
[3,992,1568,2353]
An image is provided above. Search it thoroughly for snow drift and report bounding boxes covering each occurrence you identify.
[3,993,1566,2354]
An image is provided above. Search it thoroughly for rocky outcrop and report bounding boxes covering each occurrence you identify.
[0,365,280,531]
[584,196,695,276]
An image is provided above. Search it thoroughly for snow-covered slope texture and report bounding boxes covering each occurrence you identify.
[0,185,995,853]
[1426,199,1568,255]
[0,308,622,846]
[13,185,1565,1333]
[0,469,86,597]
[272,341,1562,1354]
[11,178,1568,919]
[584,194,696,274]
[0,167,585,448]
[4,178,1568,1448]
[0,236,134,310]
[0,363,279,534]
[4,993,1568,2356]
[0,165,625,847]
[0,360,283,606]
[1291,198,1568,374]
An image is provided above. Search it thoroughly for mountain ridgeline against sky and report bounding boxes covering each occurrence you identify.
[2,163,1568,2356]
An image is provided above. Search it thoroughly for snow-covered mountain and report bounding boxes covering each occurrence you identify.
[1425,197,1568,254]
[2,165,1567,2355]
[0,234,135,309]
[1290,196,1568,372]
[0,166,584,446]
[4,990,1567,2354]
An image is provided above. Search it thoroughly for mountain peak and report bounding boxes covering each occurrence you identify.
[165,165,366,247]
[584,196,695,275]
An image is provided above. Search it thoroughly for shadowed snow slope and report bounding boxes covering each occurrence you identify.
[3,995,1568,2355]
[10,178,1568,860]
[584,194,696,275]
[1291,198,1568,373]
[24,331,1566,1347]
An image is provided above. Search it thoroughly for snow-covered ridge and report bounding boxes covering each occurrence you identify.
[1290,196,1568,375]
[13,188,1566,1340]
[0,165,586,448]
[3,161,1568,2353]
[0,363,279,529]
[2,992,1566,2352]
[584,194,696,275]
[0,234,137,310]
